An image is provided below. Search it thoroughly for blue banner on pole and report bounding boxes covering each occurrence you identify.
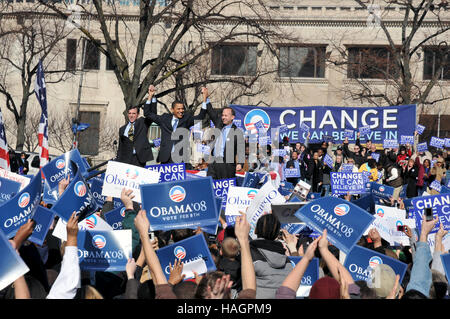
[0,177,21,204]
[140,177,218,231]
[344,245,408,284]
[156,234,216,280]
[77,229,132,272]
[0,171,42,238]
[294,197,375,254]
[233,104,416,144]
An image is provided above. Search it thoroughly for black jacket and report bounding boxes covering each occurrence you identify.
[116,101,156,165]
[144,102,207,163]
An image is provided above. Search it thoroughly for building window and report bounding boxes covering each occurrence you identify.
[78,111,100,156]
[423,47,450,80]
[347,46,399,79]
[66,39,77,70]
[278,46,326,78]
[83,39,100,70]
[211,44,257,76]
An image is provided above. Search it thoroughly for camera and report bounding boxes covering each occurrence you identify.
[397,225,405,232]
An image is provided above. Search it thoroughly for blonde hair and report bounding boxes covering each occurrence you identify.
[84,285,104,299]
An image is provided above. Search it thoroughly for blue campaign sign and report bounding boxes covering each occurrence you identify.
[281,223,308,235]
[429,180,442,193]
[330,172,366,195]
[278,125,289,134]
[28,206,55,246]
[341,164,354,173]
[51,162,99,222]
[440,253,450,284]
[344,245,408,284]
[233,104,416,144]
[288,256,319,287]
[258,135,271,146]
[242,172,263,189]
[400,135,414,145]
[412,193,450,234]
[87,174,124,210]
[370,152,380,162]
[307,192,321,200]
[140,177,218,231]
[146,163,186,183]
[278,181,294,197]
[430,136,445,149]
[0,171,42,238]
[284,168,300,178]
[359,125,371,136]
[416,124,425,135]
[351,194,375,214]
[212,178,236,210]
[299,122,310,133]
[156,234,216,280]
[323,154,334,167]
[77,229,132,272]
[383,139,399,149]
[153,138,161,147]
[103,206,127,230]
[344,129,354,139]
[294,197,375,254]
[42,181,58,205]
[0,228,29,290]
[417,142,428,153]
[368,182,395,200]
[41,149,88,190]
[0,177,21,204]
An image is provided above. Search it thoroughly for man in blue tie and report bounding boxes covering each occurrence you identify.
[202,87,244,180]
[144,86,207,164]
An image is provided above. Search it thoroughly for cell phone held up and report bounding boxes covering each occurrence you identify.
[424,207,433,222]
[397,225,406,232]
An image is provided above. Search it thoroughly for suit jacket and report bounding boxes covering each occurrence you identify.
[144,103,207,163]
[206,102,244,165]
[116,101,156,165]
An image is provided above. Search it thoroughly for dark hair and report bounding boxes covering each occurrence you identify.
[173,281,198,299]
[172,100,184,109]
[223,106,235,116]
[128,105,140,113]
[254,214,280,240]
[354,280,378,299]
[138,279,156,299]
[171,228,194,242]
[194,271,228,299]
[402,289,428,299]
[368,158,377,169]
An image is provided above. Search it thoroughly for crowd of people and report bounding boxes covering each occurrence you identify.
[1,112,449,301]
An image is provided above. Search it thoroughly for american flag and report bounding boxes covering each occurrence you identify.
[0,108,10,170]
[34,60,49,168]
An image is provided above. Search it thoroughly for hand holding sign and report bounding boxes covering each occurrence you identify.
[134,209,150,236]
[66,212,79,247]
[13,219,35,249]
[120,188,135,210]
[419,213,439,243]
[168,258,186,285]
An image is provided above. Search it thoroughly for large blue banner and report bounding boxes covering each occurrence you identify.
[140,177,219,231]
[344,245,408,284]
[77,229,132,272]
[412,193,450,234]
[0,171,42,238]
[232,104,416,144]
[146,163,186,182]
[0,229,29,290]
[156,234,216,280]
[294,197,375,254]
[51,162,99,222]
[0,177,21,204]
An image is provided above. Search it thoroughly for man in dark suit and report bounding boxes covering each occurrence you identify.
[144,87,207,164]
[285,150,301,185]
[18,152,29,175]
[116,85,156,167]
[202,87,244,180]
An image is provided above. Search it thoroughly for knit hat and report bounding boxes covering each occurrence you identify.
[308,276,341,299]
[368,264,397,298]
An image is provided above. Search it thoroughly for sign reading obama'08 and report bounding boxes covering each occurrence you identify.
[140,177,219,231]
[233,104,416,143]
[294,197,375,254]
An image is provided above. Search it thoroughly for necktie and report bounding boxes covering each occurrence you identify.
[128,122,134,142]
[173,118,179,131]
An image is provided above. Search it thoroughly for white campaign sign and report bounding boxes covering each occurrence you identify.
[245,182,286,239]
[224,186,259,216]
[52,213,113,241]
[0,168,30,190]
[101,161,160,203]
